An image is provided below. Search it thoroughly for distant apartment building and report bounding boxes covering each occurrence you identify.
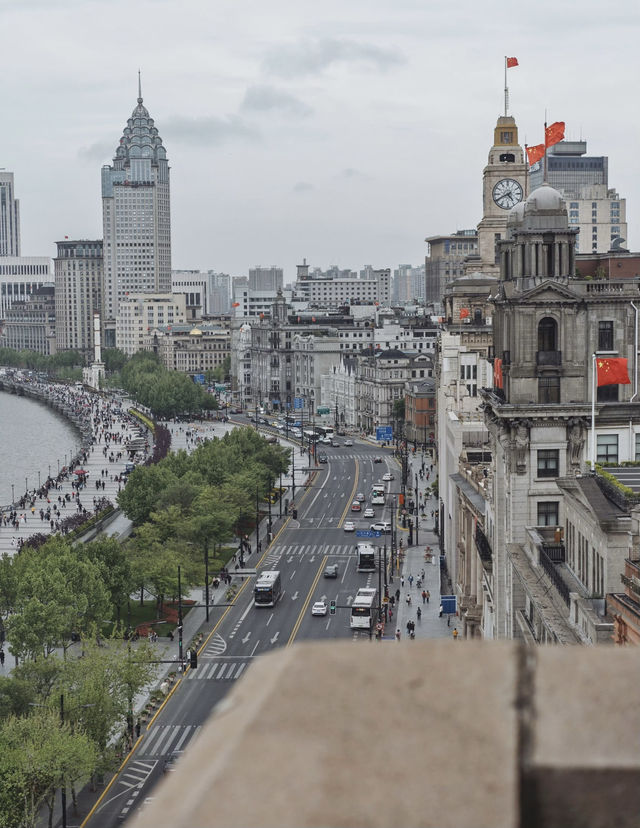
[1,285,56,355]
[172,270,231,318]
[54,239,103,357]
[529,140,628,254]
[0,257,51,317]
[0,171,20,257]
[249,266,283,292]
[295,268,391,307]
[425,231,478,307]
[116,293,186,356]
[393,264,426,304]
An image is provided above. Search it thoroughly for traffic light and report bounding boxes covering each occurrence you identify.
[330,600,336,615]
[292,508,298,519]
[189,649,198,669]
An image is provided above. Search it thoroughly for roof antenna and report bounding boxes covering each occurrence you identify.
[137,69,142,103]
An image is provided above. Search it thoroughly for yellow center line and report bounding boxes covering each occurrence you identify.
[337,458,360,528]
[287,555,327,646]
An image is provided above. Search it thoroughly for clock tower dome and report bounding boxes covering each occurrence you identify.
[475,115,527,275]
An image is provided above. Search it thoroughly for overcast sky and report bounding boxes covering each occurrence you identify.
[3,0,639,279]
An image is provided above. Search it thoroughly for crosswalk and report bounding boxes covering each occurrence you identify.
[186,660,249,681]
[202,632,227,658]
[271,542,359,559]
[138,724,202,757]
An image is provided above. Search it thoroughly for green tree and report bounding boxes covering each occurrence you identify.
[393,398,406,420]
[117,464,179,525]
[103,348,128,373]
[0,710,98,828]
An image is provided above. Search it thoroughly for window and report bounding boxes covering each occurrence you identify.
[597,434,618,463]
[537,502,559,526]
[538,449,559,478]
[538,376,560,403]
[597,383,618,402]
[598,321,614,351]
[635,433,640,461]
[538,317,557,351]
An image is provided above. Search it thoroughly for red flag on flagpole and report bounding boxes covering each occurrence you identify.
[545,121,565,148]
[596,358,631,386]
[526,144,546,166]
[459,308,470,319]
[506,57,518,68]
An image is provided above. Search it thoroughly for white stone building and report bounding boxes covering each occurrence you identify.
[116,293,186,356]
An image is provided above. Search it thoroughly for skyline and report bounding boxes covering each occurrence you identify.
[2,0,639,278]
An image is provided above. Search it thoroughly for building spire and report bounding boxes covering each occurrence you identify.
[137,69,142,104]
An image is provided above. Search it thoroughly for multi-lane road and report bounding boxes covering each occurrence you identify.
[88,437,398,827]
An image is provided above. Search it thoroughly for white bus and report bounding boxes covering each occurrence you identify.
[356,542,377,572]
[350,587,379,630]
[371,484,385,506]
[254,571,282,607]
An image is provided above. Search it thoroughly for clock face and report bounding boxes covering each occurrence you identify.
[493,178,523,209]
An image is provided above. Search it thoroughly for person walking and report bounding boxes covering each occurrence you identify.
[426,590,430,604]
[395,629,401,641]
[453,628,459,641]
[421,589,427,604]
[0,649,4,666]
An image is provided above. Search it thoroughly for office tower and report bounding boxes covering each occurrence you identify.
[424,231,478,307]
[529,140,628,254]
[249,266,283,292]
[54,239,103,357]
[0,171,21,257]
[101,78,171,345]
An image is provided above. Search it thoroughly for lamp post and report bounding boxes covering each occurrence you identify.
[11,484,14,505]
[38,470,41,489]
[279,470,283,518]
[25,477,28,496]
[204,540,210,623]
[255,486,260,553]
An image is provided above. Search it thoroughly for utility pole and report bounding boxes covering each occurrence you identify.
[291,449,296,507]
[279,470,283,518]
[255,486,260,552]
[204,539,210,623]
[178,565,184,671]
[267,476,273,541]
[377,549,383,624]
[60,694,67,828]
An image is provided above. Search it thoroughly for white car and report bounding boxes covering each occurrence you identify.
[312,600,328,616]
[370,521,392,534]
[343,520,356,532]
[322,436,332,444]
[363,507,375,518]
[382,472,394,481]
[344,439,353,447]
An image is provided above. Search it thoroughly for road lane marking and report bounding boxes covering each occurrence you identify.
[287,556,327,646]
[338,459,360,527]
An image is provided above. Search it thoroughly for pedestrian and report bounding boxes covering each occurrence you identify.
[135,718,141,738]
[406,594,411,606]
[439,604,443,618]
[0,649,4,666]
[453,627,459,641]
[408,574,413,588]
[395,629,401,641]
[426,590,430,604]
[395,589,400,604]
[421,589,427,604]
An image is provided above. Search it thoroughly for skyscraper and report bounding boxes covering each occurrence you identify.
[101,78,171,346]
[54,239,103,357]
[0,171,21,257]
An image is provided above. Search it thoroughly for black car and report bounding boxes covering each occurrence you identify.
[373,456,383,463]
[318,452,328,464]
[324,564,339,578]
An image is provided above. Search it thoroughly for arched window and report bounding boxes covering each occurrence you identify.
[538,317,557,352]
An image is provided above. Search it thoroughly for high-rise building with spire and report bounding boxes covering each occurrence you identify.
[0,171,21,257]
[101,76,171,346]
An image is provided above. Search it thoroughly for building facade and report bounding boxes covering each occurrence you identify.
[148,322,230,376]
[1,285,56,354]
[249,266,283,293]
[0,257,51,317]
[54,239,103,357]
[116,293,186,356]
[0,171,20,257]
[294,269,391,307]
[424,230,478,307]
[102,84,171,344]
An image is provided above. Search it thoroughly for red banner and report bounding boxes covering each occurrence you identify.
[506,57,518,68]
[596,358,631,387]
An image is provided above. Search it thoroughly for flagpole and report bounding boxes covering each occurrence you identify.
[591,354,596,471]
[543,113,548,184]
[504,56,508,116]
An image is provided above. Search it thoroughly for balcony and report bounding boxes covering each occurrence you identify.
[474,523,493,569]
[539,545,570,606]
[536,350,562,367]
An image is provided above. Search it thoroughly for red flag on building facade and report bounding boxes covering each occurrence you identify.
[494,358,503,389]
[506,57,518,68]
[596,357,631,386]
[526,144,545,166]
[545,121,565,148]
[232,302,240,307]
[459,308,470,319]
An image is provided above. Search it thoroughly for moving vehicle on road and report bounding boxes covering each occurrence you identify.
[355,492,365,502]
[373,456,383,463]
[370,521,392,534]
[363,508,375,519]
[356,542,377,572]
[382,472,394,481]
[318,452,328,464]
[343,520,355,532]
[312,600,328,616]
[350,587,379,630]
[344,439,353,447]
[351,500,361,512]
[324,564,339,578]
[371,484,386,506]
[315,425,334,440]
[254,571,282,607]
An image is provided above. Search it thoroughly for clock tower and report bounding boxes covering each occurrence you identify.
[475,115,527,275]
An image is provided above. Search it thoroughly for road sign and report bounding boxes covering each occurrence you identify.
[316,406,330,415]
[376,426,393,442]
[193,374,206,385]
[356,530,381,538]
[294,397,303,410]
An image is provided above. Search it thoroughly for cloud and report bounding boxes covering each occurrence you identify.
[340,167,370,180]
[293,181,314,193]
[263,37,404,78]
[162,115,260,146]
[241,85,312,118]
[77,140,114,164]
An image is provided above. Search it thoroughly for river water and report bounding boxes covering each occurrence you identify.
[0,392,81,506]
